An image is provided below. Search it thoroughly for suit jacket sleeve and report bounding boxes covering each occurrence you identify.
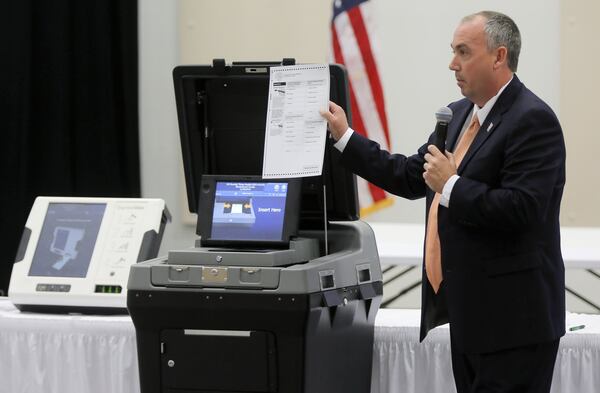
[340,131,429,200]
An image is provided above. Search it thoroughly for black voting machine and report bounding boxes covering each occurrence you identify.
[127,59,383,393]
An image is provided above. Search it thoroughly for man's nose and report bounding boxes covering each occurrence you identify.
[449,56,459,71]
[449,53,461,71]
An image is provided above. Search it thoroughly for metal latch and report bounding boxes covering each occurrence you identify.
[202,266,228,283]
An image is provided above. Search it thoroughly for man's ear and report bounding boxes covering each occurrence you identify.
[493,46,508,70]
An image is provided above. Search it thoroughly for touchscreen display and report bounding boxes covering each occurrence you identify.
[210,181,288,242]
[28,203,106,278]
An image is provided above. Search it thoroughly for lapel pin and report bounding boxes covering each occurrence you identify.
[487,122,493,132]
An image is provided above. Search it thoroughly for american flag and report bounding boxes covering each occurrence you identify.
[331,0,393,216]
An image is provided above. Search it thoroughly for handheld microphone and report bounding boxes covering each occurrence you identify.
[434,107,453,154]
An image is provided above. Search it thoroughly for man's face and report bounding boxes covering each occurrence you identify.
[449,16,498,106]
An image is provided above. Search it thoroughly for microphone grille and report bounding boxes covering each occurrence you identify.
[435,107,453,123]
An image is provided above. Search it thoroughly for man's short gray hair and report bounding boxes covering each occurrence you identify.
[463,11,521,72]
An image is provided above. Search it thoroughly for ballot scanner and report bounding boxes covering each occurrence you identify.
[127,59,383,393]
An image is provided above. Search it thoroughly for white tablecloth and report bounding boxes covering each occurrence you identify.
[0,299,138,393]
[372,309,600,393]
[1,298,599,393]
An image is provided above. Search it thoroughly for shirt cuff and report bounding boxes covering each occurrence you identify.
[440,174,460,207]
[333,128,354,152]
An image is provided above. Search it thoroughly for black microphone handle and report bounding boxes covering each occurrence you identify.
[434,121,448,154]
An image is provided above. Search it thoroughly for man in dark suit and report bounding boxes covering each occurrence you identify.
[321,11,566,393]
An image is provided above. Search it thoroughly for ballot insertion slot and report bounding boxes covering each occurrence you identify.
[184,329,251,337]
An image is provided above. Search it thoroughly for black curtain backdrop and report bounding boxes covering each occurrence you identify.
[0,0,139,294]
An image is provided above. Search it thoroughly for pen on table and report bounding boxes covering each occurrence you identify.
[569,325,585,332]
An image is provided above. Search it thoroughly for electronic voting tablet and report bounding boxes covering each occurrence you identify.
[197,175,300,248]
[9,197,170,313]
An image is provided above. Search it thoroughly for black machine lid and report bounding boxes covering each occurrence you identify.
[173,59,359,230]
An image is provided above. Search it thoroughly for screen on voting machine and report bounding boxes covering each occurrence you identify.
[211,181,288,242]
[198,175,301,247]
[28,203,105,278]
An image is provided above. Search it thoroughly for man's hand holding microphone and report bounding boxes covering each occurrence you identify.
[320,101,458,194]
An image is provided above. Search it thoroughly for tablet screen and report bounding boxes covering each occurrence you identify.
[211,181,288,242]
[28,203,106,278]
[198,176,300,247]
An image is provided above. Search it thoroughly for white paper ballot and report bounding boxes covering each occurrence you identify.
[262,64,330,178]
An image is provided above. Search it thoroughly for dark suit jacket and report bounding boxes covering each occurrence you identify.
[340,75,566,353]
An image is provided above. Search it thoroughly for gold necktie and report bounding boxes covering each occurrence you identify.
[425,113,480,294]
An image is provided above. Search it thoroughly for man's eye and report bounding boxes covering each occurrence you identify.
[452,48,468,56]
